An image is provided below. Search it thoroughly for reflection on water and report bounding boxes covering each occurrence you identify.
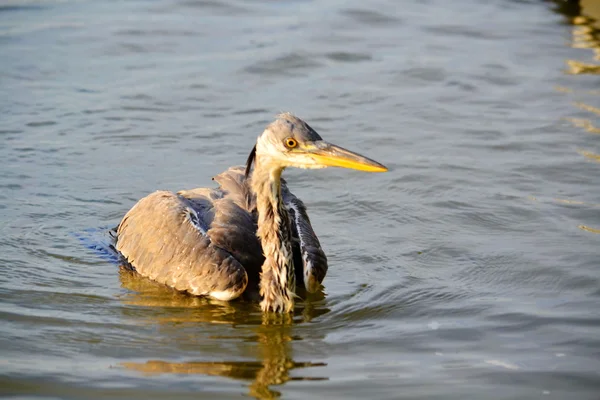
[552,0,600,235]
[567,59,600,74]
[3,0,600,398]
[118,268,240,310]
[574,101,600,115]
[123,358,326,399]
[566,5,600,74]
[117,267,330,324]
[578,224,600,234]
[565,117,600,133]
[118,269,328,399]
[558,0,600,117]
[553,0,600,137]
[578,149,600,162]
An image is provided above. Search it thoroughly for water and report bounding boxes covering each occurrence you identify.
[1,0,600,398]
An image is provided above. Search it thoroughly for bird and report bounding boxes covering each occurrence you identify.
[114,113,387,313]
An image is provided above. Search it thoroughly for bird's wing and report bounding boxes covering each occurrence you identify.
[115,186,262,300]
[179,181,262,280]
[281,183,328,293]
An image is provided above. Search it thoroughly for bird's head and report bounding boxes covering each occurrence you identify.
[245,113,388,176]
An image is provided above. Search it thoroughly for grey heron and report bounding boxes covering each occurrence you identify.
[115,113,387,312]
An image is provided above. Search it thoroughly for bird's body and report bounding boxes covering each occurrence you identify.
[116,165,326,307]
[115,113,387,312]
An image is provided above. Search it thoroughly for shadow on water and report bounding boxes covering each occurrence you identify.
[116,268,329,399]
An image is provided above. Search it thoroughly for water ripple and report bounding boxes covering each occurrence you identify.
[1,0,600,398]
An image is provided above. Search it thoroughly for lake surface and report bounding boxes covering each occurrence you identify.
[1,0,600,398]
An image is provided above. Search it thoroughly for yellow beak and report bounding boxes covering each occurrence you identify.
[307,141,388,172]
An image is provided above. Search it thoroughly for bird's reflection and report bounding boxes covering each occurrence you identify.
[118,268,329,399]
[117,267,329,323]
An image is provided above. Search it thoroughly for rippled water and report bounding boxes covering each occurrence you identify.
[2,0,600,398]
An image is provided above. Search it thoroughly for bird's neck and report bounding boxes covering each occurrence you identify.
[251,160,295,313]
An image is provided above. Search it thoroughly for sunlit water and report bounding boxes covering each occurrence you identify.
[1,0,600,398]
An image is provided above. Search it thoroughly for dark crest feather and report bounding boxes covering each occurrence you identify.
[245,145,256,178]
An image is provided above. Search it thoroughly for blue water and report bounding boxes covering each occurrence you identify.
[1,0,600,399]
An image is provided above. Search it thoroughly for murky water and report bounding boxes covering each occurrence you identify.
[2,0,600,398]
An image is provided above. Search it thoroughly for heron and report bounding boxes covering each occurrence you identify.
[115,113,387,312]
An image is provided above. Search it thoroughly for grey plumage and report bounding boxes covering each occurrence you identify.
[115,113,387,312]
[282,186,327,293]
[116,166,326,301]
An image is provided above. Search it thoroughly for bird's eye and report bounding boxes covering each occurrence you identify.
[285,137,298,148]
